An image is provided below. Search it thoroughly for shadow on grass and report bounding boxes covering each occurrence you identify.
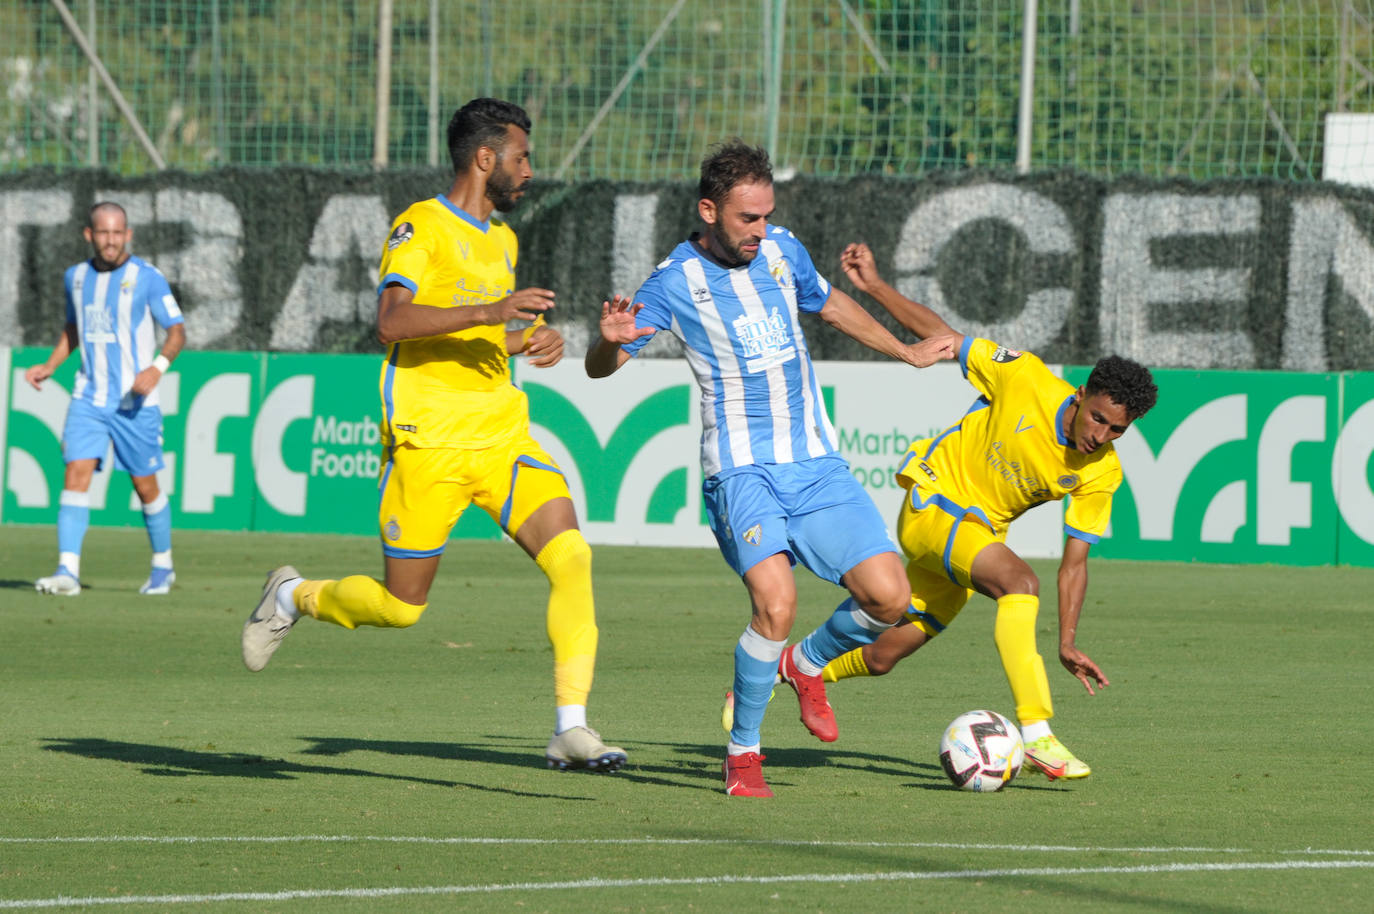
[0,579,76,590]
[40,737,591,799]
[294,735,1068,795]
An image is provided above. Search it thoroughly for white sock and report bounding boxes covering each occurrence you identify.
[555,705,587,734]
[728,741,762,756]
[1020,720,1052,742]
[59,552,81,577]
[275,578,301,622]
[151,550,173,570]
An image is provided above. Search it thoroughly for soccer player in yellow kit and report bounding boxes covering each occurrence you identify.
[810,244,1157,778]
[240,98,626,773]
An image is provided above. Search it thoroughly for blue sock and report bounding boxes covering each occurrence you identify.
[141,491,172,557]
[797,597,892,671]
[729,626,786,749]
[56,489,90,573]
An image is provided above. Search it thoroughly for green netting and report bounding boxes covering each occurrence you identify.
[2,0,1372,179]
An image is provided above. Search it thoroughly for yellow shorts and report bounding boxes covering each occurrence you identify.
[378,433,570,558]
[895,486,1003,637]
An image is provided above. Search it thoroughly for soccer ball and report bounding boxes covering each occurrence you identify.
[938,709,1024,792]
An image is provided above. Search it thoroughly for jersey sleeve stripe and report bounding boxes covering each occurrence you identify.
[377,272,418,295]
[1065,524,1101,544]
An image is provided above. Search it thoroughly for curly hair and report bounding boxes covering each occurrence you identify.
[699,140,772,206]
[1085,355,1158,420]
[447,98,532,173]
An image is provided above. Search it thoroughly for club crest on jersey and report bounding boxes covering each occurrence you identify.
[991,346,1022,363]
[742,524,762,547]
[1058,474,1079,488]
[691,286,711,304]
[769,259,793,289]
[384,515,402,542]
[387,221,415,250]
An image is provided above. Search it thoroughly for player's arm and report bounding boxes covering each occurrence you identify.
[24,322,79,390]
[585,293,655,378]
[818,287,958,369]
[1056,535,1109,695]
[375,282,556,345]
[841,242,959,340]
[131,322,186,396]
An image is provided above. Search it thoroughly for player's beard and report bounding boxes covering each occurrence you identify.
[486,168,529,213]
[704,221,759,267]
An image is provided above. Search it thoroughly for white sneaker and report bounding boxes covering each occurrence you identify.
[545,726,627,772]
[241,566,301,672]
[140,567,176,595]
[35,566,81,596]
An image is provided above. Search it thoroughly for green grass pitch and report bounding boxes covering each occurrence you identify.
[2,525,1373,912]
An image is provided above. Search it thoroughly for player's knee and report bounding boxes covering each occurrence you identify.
[987,570,1039,599]
[866,583,913,624]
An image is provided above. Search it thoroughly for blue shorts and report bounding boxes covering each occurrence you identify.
[62,397,165,477]
[702,455,898,583]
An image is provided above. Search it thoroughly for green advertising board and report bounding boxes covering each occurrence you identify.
[1067,366,1348,565]
[5,348,1373,566]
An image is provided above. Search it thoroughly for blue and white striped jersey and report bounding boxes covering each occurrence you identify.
[64,255,183,411]
[624,226,839,477]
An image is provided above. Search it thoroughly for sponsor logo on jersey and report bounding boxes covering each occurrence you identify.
[918,461,938,482]
[386,221,415,250]
[991,346,1022,363]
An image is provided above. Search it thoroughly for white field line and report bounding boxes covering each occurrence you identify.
[1,860,1373,910]
[1,835,1371,856]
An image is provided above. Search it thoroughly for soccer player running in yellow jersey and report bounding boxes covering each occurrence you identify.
[797,243,1156,779]
[240,97,626,773]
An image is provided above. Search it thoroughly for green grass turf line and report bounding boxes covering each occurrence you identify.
[1,525,1372,912]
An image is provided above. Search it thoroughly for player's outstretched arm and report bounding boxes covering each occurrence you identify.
[840,242,958,340]
[1057,536,1109,695]
[818,289,957,368]
[24,322,78,390]
[585,294,652,378]
[376,282,556,344]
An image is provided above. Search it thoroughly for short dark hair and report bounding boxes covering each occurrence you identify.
[699,140,772,206]
[88,200,127,228]
[1086,355,1158,420]
[447,98,532,173]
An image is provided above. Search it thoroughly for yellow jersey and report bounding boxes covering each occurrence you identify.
[895,337,1121,543]
[376,195,526,449]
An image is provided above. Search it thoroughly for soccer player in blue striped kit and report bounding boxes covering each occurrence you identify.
[586,141,959,796]
[25,201,185,596]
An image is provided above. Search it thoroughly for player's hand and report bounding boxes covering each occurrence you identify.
[1059,645,1109,695]
[130,364,162,396]
[487,288,556,324]
[24,364,53,390]
[840,243,883,293]
[905,332,959,368]
[523,325,564,368]
[599,294,656,345]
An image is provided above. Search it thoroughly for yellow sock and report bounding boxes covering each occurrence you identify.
[822,647,870,683]
[536,530,598,708]
[295,576,427,629]
[993,593,1053,723]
